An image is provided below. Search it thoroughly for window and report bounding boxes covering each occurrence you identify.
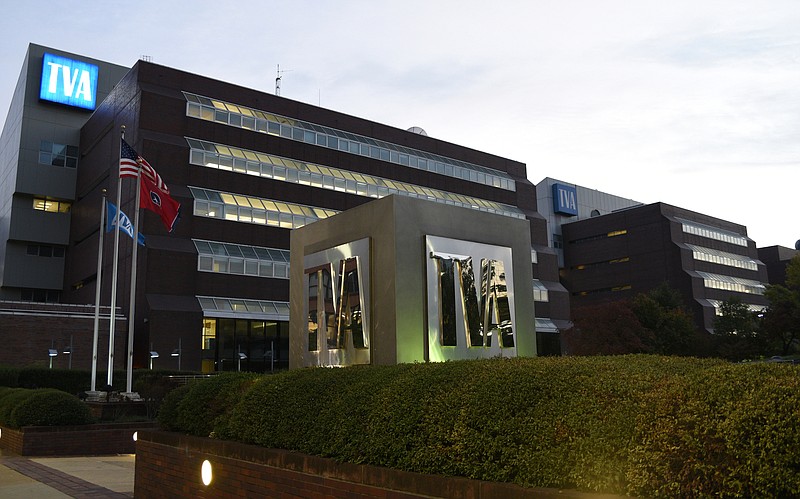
[193,239,290,279]
[533,279,549,302]
[26,244,64,257]
[182,92,515,192]
[185,138,525,220]
[33,197,71,213]
[39,141,78,168]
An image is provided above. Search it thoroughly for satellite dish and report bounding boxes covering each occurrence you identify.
[407,126,428,136]
[795,239,800,251]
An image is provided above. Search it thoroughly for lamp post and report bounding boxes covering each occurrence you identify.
[171,338,182,370]
[237,345,247,372]
[62,335,73,370]
[149,343,159,370]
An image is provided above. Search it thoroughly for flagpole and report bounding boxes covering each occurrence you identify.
[90,190,107,392]
[108,126,125,389]
[125,141,144,395]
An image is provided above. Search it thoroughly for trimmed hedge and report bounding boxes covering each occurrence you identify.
[0,388,95,428]
[159,356,800,497]
[0,366,186,395]
[158,372,259,437]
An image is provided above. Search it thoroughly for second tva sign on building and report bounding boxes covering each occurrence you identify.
[289,195,537,367]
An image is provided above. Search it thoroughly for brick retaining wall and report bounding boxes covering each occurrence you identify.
[0,422,157,456]
[134,430,623,499]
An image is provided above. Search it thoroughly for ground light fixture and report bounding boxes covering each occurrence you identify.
[201,460,213,486]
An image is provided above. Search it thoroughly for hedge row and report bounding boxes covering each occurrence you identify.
[0,366,184,395]
[0,387,95,428]
[159,356,800,497]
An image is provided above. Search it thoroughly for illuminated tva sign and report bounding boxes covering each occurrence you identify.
[39,53,98,110]
[426,236,516,361]
[303,238,371,367]
[553,183,578,216]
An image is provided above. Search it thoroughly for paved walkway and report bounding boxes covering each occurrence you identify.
[0,450,134,498]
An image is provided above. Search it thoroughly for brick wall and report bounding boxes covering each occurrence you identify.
[134,431,621,499]
[0,301,127,369]
[0,422,156,456]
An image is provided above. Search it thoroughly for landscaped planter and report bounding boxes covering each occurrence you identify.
[134,430,622,499]
[0,421,157,456]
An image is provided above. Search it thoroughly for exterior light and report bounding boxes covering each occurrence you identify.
[149,350,159,370]
[201,460,213,486]
[132,431,138,442]
[48,349,58,357]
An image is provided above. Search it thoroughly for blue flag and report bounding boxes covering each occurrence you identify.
[107,202,145,246]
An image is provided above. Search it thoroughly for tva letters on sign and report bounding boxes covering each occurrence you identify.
[552,183,578,216]
[39,53,98,110]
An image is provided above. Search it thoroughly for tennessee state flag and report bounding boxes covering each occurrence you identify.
[139,167,181,232]
[120,138,181,232]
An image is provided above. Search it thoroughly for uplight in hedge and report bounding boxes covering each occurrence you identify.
[201,460,213,486]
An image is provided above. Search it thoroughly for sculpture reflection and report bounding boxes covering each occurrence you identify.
[431,253,514,350]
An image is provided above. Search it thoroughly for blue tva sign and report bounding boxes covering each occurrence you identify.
[553,183,578,216]
[39,53,98,110]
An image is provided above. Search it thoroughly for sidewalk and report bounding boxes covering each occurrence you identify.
[0,450,134,498]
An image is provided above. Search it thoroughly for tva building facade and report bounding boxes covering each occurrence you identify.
[0,43,568,371]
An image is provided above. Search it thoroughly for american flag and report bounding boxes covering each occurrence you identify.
[119,138,171,194]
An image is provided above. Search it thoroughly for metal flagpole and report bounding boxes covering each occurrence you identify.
[90,190,107,392]
[125,138,144,395]
[107,126,125,388]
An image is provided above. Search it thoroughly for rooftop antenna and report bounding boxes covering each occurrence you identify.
[275,64,292,96]
[141,55,152,62]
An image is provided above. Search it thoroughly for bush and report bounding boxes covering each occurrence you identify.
[0,366,20,387]
[0,388,34,426]
[158,372,259,437]
[8,389,94,428]
[157,356,800,496]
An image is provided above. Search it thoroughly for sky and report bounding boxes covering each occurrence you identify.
[1,0,798,248]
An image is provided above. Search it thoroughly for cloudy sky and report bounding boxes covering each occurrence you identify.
[1,1,798,247]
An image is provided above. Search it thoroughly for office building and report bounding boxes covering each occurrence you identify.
[561,202,769,333]
[0,43,568,370]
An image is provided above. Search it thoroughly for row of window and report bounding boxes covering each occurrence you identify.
[33,197,70,213]
[194,239,290,279]
[573,284,632,296]
[569,229,627,245]
[187,138,524,219]
[696,271,765,295]
[197,296,290,320]
[707,299,765,316]
[27,244,65,258]
[21,288,60,303]
[678,218,748,247]
[39,141,79,168]
[686,244,759,271]
[532,279,549,302]
[571,256,630,270]
[190,186,338,230]
[184,92,516,192]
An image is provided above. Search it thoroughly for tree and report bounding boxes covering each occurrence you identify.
[713,296,765,361]
[631,283,698,356]
[761,255,800,356]
[564,300,653,355]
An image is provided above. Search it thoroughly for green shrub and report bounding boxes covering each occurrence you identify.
[156,355,800,496]
[159,372,259,437]
[0,388,35,426]
[157,383,192,431]
[0,365,20,387]
[8,389,94,428]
